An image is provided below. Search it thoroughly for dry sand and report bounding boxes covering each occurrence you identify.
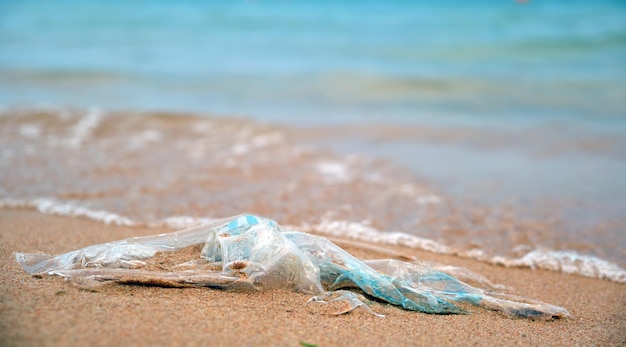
[1,209,624,346]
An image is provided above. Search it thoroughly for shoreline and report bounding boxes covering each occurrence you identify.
[2,108,625,272]
[1,209,624,346]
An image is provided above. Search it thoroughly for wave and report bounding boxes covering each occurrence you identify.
[0,198,217,229]
[491,250,626,283]
[2,197,624,284]
[0,198,136,227]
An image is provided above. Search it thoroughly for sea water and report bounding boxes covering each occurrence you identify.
[1,0,625,281]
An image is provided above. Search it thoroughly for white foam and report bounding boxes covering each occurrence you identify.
[251,132,283,147]
[394,183,424,196]
[191,121,214,135]
[298,219,452,254]
[128,129,163,150]
[391,184,442,205]
[62,107,104,149]
[0,198,220,231]
[316,161,352,183]
[491,250,626,283]
[232,143,250,155]
[19,124,42,139]
[231,132,284,156]
[0,198,136,227]
[151,216,219,229]
[415,194,443,205]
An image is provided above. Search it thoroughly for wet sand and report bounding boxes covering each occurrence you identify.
[2,109,625,270]
[1,209,624,346]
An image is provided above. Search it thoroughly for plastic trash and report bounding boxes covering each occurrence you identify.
[15,214,569,319]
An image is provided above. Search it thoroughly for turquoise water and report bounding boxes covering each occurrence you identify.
[1,0,625,124]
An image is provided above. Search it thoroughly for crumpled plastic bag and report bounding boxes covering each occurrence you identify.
[15,214,569,319]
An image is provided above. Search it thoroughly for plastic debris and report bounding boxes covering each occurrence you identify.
[15,215,569,319]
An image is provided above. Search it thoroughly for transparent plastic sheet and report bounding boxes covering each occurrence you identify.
[15,215,569,319]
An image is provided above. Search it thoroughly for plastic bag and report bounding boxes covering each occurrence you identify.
[15,215,569,319]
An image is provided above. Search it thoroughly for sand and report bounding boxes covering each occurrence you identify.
[1,209,624,346]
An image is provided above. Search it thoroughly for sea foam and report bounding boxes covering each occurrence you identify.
[491,250,626,283]
[0,198,136,227]
[298,219,451,254]
[2,198,625,283]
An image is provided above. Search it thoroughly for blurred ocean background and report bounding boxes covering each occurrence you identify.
[2,1,625,121]
[1,1,625,278]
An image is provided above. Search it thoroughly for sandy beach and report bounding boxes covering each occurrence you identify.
[1,209,623,346]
